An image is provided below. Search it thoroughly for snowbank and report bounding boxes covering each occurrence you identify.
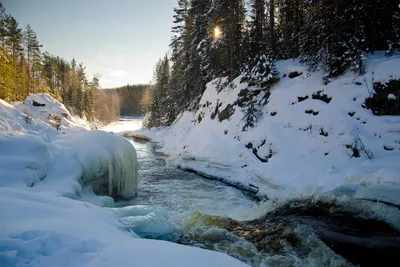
[102,117,143,133]
[137,54,400,201]
[1,98,138,199]
[0,96,246,266]
[0,187,247,267]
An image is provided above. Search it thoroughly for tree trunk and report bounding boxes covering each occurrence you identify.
[269,0,276,56]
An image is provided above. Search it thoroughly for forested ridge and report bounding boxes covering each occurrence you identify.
[146,0,400,127]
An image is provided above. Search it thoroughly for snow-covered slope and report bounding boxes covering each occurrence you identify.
[14,93,91,133]
[0,98,58,140]
[138,54,400,200]
[0,96,246,267]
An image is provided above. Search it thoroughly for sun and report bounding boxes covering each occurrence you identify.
[214,26,222,39]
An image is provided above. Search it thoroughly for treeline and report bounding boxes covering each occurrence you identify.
[146,0,400,127]
[0,3,119,123]
[94,89,120,124]
[105,84,149,116]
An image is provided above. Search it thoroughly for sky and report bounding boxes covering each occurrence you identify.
[2,0,177,88]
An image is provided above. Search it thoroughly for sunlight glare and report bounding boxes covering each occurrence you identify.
[214,26,222,39]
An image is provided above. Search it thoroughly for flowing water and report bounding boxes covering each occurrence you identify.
[115,139,258,235]
[106,119,400,267]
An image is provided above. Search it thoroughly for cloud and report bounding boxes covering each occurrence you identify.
[108,69,127,77]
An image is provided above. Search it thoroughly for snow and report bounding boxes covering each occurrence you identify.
[0,98,58,140]
[54,130,138,198]
[368,54,400,82]
[135,55,400,202]
[14,93,92,134]
[0,96,247,267]
[0,188,247,267]
[102,117,143,133]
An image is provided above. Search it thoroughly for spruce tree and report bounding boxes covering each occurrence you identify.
[24,25,42,94]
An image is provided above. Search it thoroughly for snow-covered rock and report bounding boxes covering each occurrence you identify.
[14,93,91,133]
[0,98,58,140]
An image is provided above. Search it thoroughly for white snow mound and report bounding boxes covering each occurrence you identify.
[14,93,91,133]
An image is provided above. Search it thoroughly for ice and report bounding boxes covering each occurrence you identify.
[118,213,179,240]
[354,184,400,206]
[54,130,138,198]
[109,205,179,240]
[0,131,138,199]
[80,186,115,207]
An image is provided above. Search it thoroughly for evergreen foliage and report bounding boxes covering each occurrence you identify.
[146,0,400,128]
[0,4,97,121]
[104,84,149,116]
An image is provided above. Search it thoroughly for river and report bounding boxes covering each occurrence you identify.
[105,118,400,267]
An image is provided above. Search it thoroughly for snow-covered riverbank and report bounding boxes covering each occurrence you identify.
[135,55,400,204]
[0,95,248,267]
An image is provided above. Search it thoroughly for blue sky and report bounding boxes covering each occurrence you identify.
[2,0,177,88]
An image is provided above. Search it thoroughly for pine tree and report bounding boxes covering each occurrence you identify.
[147,56,171,127]
[246,0,267,60]
[75,63,87,117]
[24,25,42,94]
[2,14,24,100]
[4,15,23,61]
[140,86,151,114]
[85,75,98,121]
[42,52,58,95]
[268,0,277,57]
[0,6,16,100]
[276,0,304,58]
